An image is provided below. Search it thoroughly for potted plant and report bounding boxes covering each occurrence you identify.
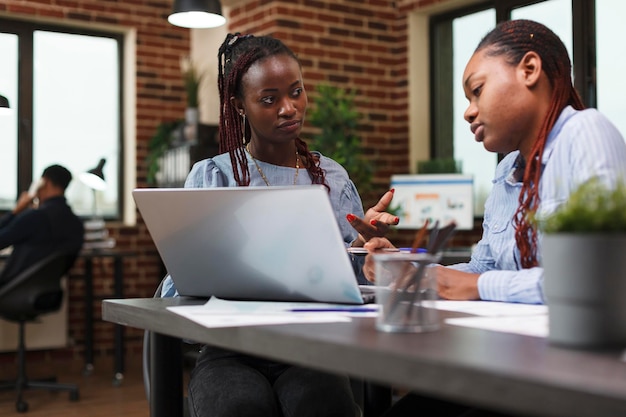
[181,55,203,125]
[536,177,626,348]
[307,84,373,197]
[146,120,182,185]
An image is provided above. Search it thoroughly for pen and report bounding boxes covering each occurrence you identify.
[289,307,378,313]
[347,247,427,254]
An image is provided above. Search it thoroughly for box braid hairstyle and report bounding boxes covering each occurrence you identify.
[475,19,585,268]
[217,33,327,188]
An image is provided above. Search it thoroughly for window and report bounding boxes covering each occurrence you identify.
[595,0,626,138]
[430,0,626,216]
[0,19,123,219]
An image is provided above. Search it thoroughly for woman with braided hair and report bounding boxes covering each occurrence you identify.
[362,19,626,306]
[431,18,626,305]
[160,32,398,417]
[370,17,626,417]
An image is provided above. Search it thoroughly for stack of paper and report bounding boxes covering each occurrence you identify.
[167,297,378,328]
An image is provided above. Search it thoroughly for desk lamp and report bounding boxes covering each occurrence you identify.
[79,158,107,218]
[168,0,226,28]
[0,94,11,116]
[80,158,115,250]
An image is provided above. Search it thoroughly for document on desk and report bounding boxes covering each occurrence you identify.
[431,301,549,338]
[167,297,379,328]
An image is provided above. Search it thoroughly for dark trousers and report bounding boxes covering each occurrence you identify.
[188,346,359,417]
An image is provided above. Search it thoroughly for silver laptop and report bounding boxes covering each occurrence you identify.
[133,186,364,304]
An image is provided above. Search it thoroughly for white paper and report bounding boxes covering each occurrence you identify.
[430,300,548,338]
[431,300,547,317]
[445,315,548,338]
[167,297,378,328]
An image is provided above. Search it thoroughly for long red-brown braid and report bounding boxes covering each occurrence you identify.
[217,33,327,188]
[476,20,585,268]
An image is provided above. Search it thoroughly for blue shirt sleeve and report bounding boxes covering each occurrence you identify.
[449,106,626,305]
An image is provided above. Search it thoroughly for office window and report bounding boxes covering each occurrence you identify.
[450,9,496,216]
[595,0,626,138]
[430,0,626,216]
[0,19,123,219]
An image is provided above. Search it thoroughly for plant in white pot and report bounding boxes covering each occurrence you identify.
[536,177,626,348]
[180,55,203,126]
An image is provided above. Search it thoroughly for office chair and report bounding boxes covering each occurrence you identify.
[0,251,80,413]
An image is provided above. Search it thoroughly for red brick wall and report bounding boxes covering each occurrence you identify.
[0,0,481,364]
[227,0,410,207]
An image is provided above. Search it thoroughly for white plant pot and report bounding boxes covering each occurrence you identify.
[542,233,626,348]
[185,107,199,125]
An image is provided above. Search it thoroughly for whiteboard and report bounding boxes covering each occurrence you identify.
[390,174,474,230]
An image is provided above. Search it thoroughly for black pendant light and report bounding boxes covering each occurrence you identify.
[168,0,226,29]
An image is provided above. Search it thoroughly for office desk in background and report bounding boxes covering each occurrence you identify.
[103,297,626,417]
[80,249,135,384]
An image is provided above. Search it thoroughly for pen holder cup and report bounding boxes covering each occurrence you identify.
[373,252,441,333]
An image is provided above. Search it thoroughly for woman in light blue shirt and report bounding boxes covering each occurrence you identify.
[365,18,626,417]
[171,33,396,417]
[357,19,626,307]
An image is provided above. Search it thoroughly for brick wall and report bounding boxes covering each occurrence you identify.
[227,0,410,207]
[0,0,481,364]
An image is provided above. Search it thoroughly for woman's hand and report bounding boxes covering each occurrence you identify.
[434,266,481,300]
[360,237,396,283]
[347,189,399,246]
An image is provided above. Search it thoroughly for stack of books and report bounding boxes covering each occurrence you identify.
[83,218,116,250]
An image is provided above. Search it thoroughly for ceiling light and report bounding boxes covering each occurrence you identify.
[168,0,226,29]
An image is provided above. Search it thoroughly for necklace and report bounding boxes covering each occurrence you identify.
[245,144,300,186]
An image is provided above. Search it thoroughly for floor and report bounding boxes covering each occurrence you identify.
[0,355,156,417]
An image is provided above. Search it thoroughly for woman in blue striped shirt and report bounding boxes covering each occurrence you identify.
[356,17,626,417]
[356,19,626,306]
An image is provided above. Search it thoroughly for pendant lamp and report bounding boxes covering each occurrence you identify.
[168,0,226,29]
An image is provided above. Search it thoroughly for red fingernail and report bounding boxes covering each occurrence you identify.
[370,219,377,226]
[390,188,395,193]
[394,217,399,224]
[346,213,356,222]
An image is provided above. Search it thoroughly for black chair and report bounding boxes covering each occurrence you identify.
[0,251,80,413]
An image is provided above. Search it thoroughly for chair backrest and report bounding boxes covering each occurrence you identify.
[0,251,78,322]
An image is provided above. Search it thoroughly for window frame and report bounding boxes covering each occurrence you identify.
[0,17,125,220]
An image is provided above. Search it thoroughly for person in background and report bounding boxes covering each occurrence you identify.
[349,18,626,417]
[160,33,397,417]
[0,164,84,286]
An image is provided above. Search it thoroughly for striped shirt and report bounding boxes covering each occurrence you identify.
[450,106,626,304]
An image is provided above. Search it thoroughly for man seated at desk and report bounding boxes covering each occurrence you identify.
[0,164,84,286]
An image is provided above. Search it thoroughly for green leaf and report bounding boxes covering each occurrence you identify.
[307,84,373,194]
[534,177,626,233]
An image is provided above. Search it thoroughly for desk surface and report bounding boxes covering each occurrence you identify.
[103,297,626,417]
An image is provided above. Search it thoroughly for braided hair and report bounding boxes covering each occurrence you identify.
[476,19,585,268]
[217,33,327,187]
